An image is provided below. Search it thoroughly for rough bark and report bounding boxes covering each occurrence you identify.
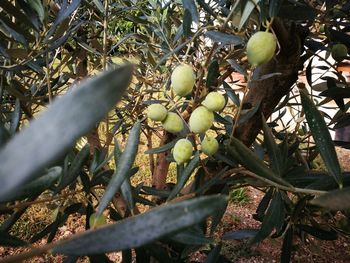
[152,131,173,190]
[234,19,308,146]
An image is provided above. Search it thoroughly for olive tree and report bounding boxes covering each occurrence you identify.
[0,0,350,262]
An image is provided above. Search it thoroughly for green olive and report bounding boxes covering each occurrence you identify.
[173,138,193,164]
[202,92,225,112]
[171,64,196,97]
[162,112,184,134]
[201,136,219,156]
[189,106,214,134]
[147,104,168,121]
[246,31,277,67]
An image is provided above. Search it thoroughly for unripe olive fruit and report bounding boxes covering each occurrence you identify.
[331,44,348,62]
[173,138,193,164]
[171,64,196,97]
[246,31,276,67]
[162,112,184,134]
[201,136,219,156]
[202,92,225,112]
[189,106,214,134]
[147,104,168,121]
[89,213,107,228]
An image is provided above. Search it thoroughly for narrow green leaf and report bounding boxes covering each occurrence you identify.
[255,188,273,221]
[261,115,283,176]
[182,0,199,23]
[214,112,231,125]
[310,188,350,210]
[141,186,171,198]
[204,244,222,263]
[320,87,350,99]
[0,123,10,147]
[28,0,45,22]
[238,1,255,30]
[0,231,27,247]
[238,100,261,125]
[0,65,133,199]
[227,58,247,76]
[55,145,90,192]
[52,0,81,28]
[91,0,104,13]
[225,138,290,186]
[96,121,141,215]
[183,9,192,38]
[16,0,41,30]
[167,152,200,201]
[296,224,337,240]
[9,98,21,135]
[156,42,187,68]
[169,227,212,245]
[300,91,342,187]
[195,0,216,17]
[114,138,122,163]
[280,227,293,263]
[205,31,243,46]
[0,1,37,30]
[121,179,134,211]
[0,19,27,47]
[250,191,284,244]
[206,60,219,88]
[122,167,139,210]
[0,167,62,202]
[53,195,228,255]
[211,187,229,233]
[223,82,240,106]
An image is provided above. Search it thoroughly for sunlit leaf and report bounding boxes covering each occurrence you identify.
[205,31,243,46]
[0,65,133,199]
[96,121,140,215]
[53,195,228,255]
[300,91,342,187]
[225,137,290,186]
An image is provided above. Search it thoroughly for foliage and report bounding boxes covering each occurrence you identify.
[0,0,350,262]
[229,188,250,204]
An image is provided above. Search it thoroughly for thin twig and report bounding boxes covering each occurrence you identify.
[2,190,84,211]
[240,170,327,195]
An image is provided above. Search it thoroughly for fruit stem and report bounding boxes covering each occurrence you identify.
[265,17,274,32]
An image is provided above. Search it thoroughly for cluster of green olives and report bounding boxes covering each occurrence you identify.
[147,30,280,164]
[147,64,224,164]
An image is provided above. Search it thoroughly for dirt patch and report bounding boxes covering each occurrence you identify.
[219,186,350,263]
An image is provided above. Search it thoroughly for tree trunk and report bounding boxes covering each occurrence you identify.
[235,19,307,146]
[152,131,173,190]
